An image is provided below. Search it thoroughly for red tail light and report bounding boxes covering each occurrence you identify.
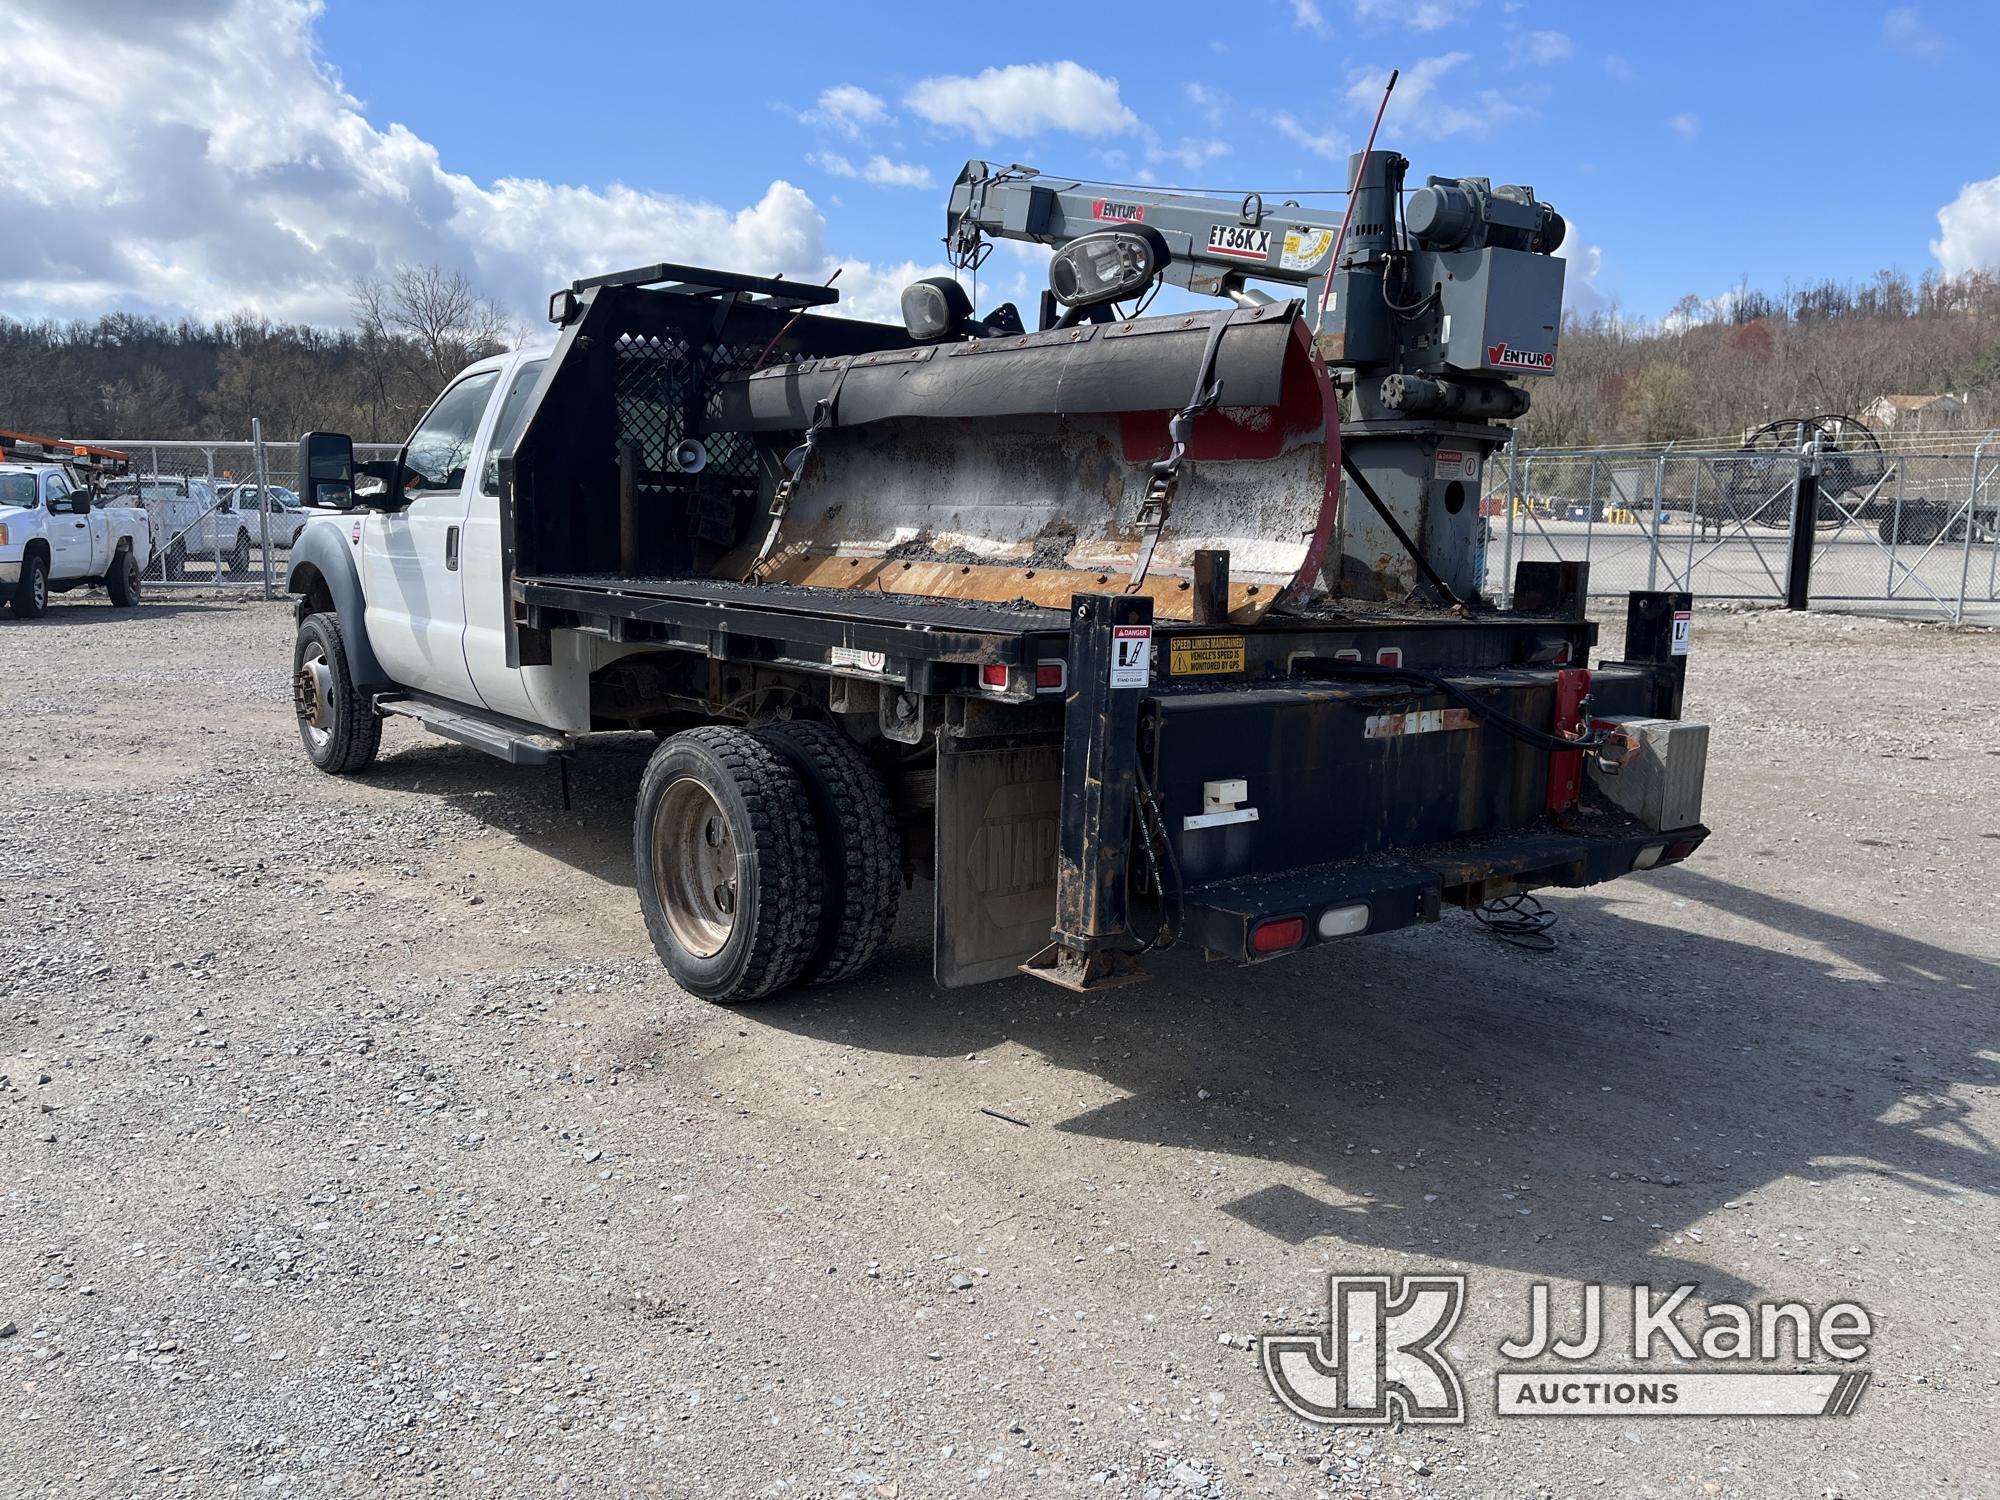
[1035,661,1066,690]
[981,663,1009,688]
[1250,916,1306,954]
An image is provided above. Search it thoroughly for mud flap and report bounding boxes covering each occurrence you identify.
[933,738,1061,987]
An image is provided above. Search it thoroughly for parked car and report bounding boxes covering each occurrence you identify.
[0,456,151,617]
[216,483,311,548]
[100,473,273,577]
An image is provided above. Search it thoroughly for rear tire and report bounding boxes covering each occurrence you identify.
[634,727,823,1003]
[106,550,142,607]
[756,719,901,985]
[11,551,48,618]
[293,611,381,774]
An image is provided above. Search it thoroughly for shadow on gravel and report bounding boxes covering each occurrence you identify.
[344,734,1999,1298]
[6,601,225,625]
[752,866,1999,1299]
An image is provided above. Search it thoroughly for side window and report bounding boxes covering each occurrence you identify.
[0,474,37,508]
[481,359,548,496]
[45,473,71,504]
[405,371,502,492]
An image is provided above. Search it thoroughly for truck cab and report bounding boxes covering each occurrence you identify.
[0,437,152,617]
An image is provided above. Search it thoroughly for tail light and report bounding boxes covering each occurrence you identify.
[980,663,1009,689]
[1035,660,1066,692]
[1250,916,1306,954]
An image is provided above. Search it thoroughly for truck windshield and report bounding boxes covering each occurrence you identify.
[0,474,35,507]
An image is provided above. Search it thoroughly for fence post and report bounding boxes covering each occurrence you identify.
[1956,432,1993,624]
[252,418,274,601]
[204,446,220,593]
[1647,442,1671,591]
[1784,435,1821,610]
[1501,429,1520,609]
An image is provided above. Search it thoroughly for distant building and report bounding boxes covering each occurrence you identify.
[1864,393,1967,431]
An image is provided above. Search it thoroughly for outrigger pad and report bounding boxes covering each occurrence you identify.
[711,302,1338,623]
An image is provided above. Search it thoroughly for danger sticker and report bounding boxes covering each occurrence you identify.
[1206,223,1271,261]
[1671,610,1692,656]
[1433,448,1481,481]
[1279,226,1335,273]
[830,645,888,673]
[1109,625,1153,688]
[1092,198,1145,224]
[1170,636,1246,676]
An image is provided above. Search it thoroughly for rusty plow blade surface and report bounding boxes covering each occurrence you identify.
[713,304,1339,623]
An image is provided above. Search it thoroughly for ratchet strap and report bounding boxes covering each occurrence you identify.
[746,357,853,579]
[1129,310,1234,592]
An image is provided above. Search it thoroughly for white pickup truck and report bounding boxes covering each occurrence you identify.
[0,437,152,618]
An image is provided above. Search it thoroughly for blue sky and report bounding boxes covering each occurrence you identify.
[311,0,2000,321]
[4,0,1997,328]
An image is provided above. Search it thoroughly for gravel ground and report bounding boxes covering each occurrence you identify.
[1,597,1996,1500]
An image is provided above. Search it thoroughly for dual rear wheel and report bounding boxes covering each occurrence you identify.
[634,722,901,1003]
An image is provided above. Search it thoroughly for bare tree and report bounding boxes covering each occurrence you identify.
[350,264,509,431]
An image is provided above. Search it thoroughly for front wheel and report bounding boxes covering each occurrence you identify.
[10,552,48,618]
[293,611,381,774]
[634,727,823,1003]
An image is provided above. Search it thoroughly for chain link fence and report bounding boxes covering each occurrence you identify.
[95,430,397,595]
[1484,436,2000,624]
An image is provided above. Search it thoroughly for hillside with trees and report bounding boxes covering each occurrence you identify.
[1525,268,2000,448]
[0,266,507,445]
[1,264,1997,449]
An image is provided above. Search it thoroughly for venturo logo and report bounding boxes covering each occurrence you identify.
[1486,341,1556,371]
[1262,1274,1467,1425]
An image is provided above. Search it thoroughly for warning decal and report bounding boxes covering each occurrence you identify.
[1170,636,1246,676]
[1207,224,1272,261]
[1279,226,1335,272]
[1433,448,1481,481]
[1110,625,1153,688]
[1671,610,1692,656]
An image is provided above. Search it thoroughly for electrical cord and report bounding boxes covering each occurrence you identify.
[1306,660,1610,755]
[1474,894,1558,952]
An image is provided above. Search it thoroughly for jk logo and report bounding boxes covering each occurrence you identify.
[1261,1274,1467,1425]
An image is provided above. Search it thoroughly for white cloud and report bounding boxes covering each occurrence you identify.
[1932,176,2000,277]
[1292,0,1331,36]
[1509,29,1573,65]
[1352,0,1475,30]
[0,0,923,327]
[904,62,1137,143]
[1148,137,1230,174]
[1669,113,1700,141]
[1883,6,1945,62]
[1273,113,1347,160]
[1346,53,1529,139]
[811,153,936,190]
[801,84,891,137]
[1185,82,1231,127]
[1555,219,1607,319]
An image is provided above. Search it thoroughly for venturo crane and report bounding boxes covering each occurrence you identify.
[944,151,1567,601]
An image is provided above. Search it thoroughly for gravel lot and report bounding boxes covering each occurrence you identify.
[2,597,1996,1500]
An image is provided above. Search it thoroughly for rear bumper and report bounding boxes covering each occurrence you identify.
[1182,822,1709,963]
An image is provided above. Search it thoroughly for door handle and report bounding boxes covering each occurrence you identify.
[445,525,460,571]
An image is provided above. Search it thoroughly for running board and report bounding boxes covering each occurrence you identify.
[376,695,569,765]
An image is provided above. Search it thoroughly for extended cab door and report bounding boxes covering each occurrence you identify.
[362,367,501,705]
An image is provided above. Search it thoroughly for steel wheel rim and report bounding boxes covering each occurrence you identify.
[31,566,46,610]
[653,776,738,958]
[295,640,334,752]
[126,558,142,600]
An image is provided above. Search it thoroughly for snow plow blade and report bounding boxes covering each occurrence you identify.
[711,301,1338,623]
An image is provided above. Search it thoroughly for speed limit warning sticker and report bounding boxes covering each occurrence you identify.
[1671,609,1692,656]
[1110,625,1153,687]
